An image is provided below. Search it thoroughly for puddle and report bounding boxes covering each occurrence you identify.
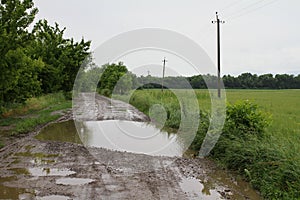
[28,167,76,177]
[35,120,82,144]
[56,178,95,186]
[179,177,222,199]
[0,176,35,199]
[9,167,76,177]
[37,120,186,156]
[37,195,72,200]
[80,120,185,156]
[30,157,56,165]
[208,169,262,200]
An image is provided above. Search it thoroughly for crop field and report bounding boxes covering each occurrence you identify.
[123,89,300,199]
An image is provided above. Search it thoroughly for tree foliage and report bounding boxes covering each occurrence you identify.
[0,0,90,110]
[99,62,132,96]
[31,19,90,93]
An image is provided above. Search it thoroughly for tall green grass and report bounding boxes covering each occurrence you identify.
[0,92,71,141]
[124,89,300,199]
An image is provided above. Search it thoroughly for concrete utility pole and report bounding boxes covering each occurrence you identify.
[212,12,224,98]
[161,57,167,92]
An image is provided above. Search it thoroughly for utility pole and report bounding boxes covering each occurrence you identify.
[212,12,224,98]
[161,57,167,92]
[147,70,150,76]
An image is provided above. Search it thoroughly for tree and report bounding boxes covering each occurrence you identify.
[99,62,131,96]
[0,0,41,104]
[257,74,275,89]
[31,19,90,93]
[237,73,258,89]
[3,48,44,103]
[223,75,237,88]
[275,74,295,89]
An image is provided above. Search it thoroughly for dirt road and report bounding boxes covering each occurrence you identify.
[0,93,261,199]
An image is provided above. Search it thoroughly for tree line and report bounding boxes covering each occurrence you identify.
[78,63,300,97]
[0,0,90,108]
[135,73,300,90]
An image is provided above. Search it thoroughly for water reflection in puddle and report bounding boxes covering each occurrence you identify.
[37,120,186,157]
[56,178,95,186]
[78,120,184,156]
[28,167,76,177]
[37,195,72,200]
[179,177,222,200]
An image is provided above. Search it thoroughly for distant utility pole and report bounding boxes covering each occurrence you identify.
[161,57,167,92]
[147,70,150,76]
[212,12,224,98]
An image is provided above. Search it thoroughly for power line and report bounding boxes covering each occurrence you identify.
[219,0,246,14]
[228,0,280,21]
[223,0,269,19]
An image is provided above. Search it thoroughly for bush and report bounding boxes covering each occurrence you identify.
[224,100,271,139]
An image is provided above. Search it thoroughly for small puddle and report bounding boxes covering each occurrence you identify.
[35,120,82,144]
[37,195,72,200]
[37,120,186,156]
[179,177,222,199]
[208,169,262,199]
[56,178,95,186]
[28,167,76,177]
[30,158,56,165]
[9,167,76,177]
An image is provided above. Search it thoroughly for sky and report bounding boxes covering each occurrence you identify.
[33,0,300,77]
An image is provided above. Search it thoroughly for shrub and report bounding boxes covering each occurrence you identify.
[224,100,271,139]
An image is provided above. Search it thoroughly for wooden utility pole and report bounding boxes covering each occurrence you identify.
[161,57,167,92]
[212,12,224,98]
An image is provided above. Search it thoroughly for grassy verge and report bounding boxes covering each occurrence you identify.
[0,92,72,147]
[118,89,300,199]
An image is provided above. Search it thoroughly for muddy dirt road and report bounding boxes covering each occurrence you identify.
[0,93,261,199]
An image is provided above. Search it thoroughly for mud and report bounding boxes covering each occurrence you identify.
[0,93,262,199]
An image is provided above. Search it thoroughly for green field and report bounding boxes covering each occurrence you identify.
[122,89,300,199]
[225,89,299,138]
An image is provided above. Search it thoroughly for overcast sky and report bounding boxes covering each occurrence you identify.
[33,0,300,76]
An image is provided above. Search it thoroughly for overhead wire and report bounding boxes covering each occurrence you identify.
[223,0,269,19]
[227,0,280,21]
[197,0,280,42]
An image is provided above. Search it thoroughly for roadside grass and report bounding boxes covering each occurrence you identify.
[122,89,300,199]
[1,92,68,118]
[0,93,71,146]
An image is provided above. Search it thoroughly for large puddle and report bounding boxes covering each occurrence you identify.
[37,120,185,157]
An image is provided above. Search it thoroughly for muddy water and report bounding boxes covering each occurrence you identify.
[38,120,184,157]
